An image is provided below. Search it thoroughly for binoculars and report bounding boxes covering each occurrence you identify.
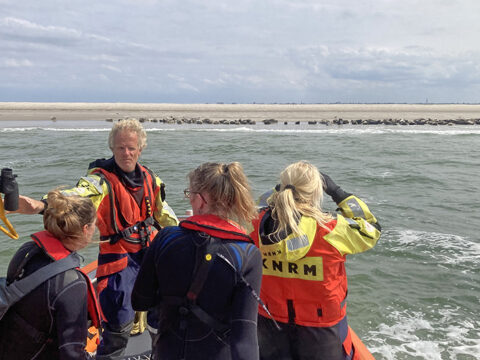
[0,168,19,211]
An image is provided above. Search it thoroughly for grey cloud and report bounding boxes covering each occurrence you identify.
[289,46,480,87]
[1,0,480,103]
[0,16,150,52]
[0,17,83,46]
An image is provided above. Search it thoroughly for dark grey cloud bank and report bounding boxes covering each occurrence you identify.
[1,0,479,103]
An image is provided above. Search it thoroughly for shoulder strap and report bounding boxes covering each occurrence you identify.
[161,236,229,335]
[1,253,81,318]
[186,236,215,302]
[188,240,281,332]
[185,236,231,335]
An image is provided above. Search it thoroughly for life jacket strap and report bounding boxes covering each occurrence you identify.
[186,236,214,301]
[287,291,348,325]
[188,304,230,334]
[160,296,231,336]
[158,236,230,341]
[100,216,158,246]
[287,299,296,324]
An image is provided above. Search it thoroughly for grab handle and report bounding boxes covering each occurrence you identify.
[0,196,19,239]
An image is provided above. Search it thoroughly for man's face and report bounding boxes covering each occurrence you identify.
[112,130,142,172]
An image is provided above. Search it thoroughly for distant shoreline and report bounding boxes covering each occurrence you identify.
[1,102,480,123]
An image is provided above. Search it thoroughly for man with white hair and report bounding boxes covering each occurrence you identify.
[16,119,178,359]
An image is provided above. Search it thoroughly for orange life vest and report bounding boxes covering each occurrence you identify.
[30,230,101,328]
[252,209,348,327]
[91,164,160,278]
[251,208,356,355]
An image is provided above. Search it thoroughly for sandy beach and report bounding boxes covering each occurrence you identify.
[1,102,480,123]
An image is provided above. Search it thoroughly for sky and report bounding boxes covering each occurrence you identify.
[1,0,480,104]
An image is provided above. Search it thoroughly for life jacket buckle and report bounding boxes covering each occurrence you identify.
[178,306,189,316]
[137,221,151,247]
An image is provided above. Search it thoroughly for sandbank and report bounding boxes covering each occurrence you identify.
[1,102,480,123]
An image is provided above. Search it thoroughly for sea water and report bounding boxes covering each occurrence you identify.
[1,119,479,359]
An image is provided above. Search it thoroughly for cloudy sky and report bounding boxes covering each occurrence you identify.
[1,0,480,104]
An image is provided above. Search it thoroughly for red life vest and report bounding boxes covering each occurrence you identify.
[91,164,159,278]
[251,209,354,354]
[30,230,101,328]
[180,214,253,242]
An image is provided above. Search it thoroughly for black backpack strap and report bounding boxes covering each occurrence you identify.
[186,235,215,302]
[2,253,81,310]
[188,304,229,334]
[186,235,230,333]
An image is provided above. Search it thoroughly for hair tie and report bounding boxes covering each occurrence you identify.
[223,164,229,173]
[284,184,295,191]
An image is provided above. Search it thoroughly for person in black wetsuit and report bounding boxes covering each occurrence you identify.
[132,162,263,360]
[0,190,100,360]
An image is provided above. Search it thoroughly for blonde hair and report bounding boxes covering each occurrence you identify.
[43,190,96,249]
[188,162,257,228]
[108,118,147,151]
[270,161,333,238]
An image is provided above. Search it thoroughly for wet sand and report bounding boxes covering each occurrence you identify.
[1,102,480,123]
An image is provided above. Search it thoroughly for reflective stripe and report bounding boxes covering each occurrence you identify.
[80,176,103,194]
[345,198,365,218]
[345,218,360,229]
[286,234,310,251]
[162,203,177,219]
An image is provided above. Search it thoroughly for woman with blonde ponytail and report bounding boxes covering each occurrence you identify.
[133,162,262,360]
[1,189,100,359]
[251,161,382,360]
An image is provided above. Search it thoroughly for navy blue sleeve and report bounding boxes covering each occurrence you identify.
[230,244,263,360]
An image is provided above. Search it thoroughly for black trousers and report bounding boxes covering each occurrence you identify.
[96,320,133,360]
[258,315,352,360]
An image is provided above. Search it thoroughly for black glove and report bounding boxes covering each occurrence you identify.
[320,173,351,204]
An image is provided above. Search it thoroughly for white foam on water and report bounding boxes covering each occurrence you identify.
[367,310,441,359]
[0,127,111,132]
[367,308,480,359]
[375,127,480,135]
[147,126,256,133]
[42,128,111,132]
[1,127,39,132]
[3,124,480,135]
[169,126,480,135]
[389,229,480,268]
[148,127,201,132]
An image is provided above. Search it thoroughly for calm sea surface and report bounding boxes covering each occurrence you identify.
[1,115,479,359]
